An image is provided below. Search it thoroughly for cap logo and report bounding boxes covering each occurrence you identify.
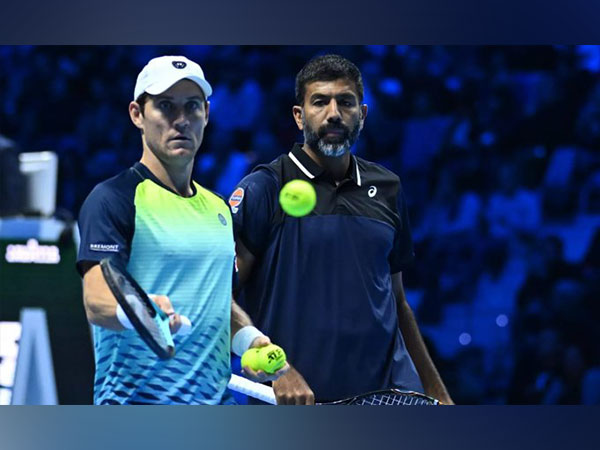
[172,61,187,69]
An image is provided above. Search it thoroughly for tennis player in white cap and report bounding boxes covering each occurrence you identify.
[77,55,286,404]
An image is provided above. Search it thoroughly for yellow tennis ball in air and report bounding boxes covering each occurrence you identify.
[241,344,287,374]
[279,179,316,217]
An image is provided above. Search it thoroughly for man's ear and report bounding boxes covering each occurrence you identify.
[359,103,368,131]
[204,100,210,125]
[292,105,304,130]
[129,101,144,130]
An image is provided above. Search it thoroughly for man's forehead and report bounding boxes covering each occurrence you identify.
[305,79,359,98]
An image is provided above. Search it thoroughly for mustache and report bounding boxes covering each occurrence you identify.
[317,123,349,137]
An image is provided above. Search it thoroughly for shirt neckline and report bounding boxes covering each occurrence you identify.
[288,143,362,186]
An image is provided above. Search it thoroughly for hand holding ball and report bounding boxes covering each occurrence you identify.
[279,179,316,217]
[241,344,287,374]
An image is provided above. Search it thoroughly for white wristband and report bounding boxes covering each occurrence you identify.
[116,303,133,330]
[231,326,265,356]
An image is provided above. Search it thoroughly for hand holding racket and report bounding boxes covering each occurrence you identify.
[100,258,192,359]
[146,294,191,336]
[271,365,314,405]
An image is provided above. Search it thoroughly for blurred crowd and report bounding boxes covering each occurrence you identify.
[1,45,599,404]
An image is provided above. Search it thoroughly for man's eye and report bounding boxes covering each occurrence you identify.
[186,101,201,112]
[159,101,172,111]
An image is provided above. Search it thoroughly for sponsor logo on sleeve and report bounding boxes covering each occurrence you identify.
[228,187,244,214]
[89,243,120,253]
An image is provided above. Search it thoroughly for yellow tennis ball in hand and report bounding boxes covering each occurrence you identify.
[241,344,287,374]
[240,348,258,370]
[279,179,316,217]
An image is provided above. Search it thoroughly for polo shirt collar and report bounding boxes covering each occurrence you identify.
[349,154,362,186]
[133,162,198,197]
[288,143,362,187]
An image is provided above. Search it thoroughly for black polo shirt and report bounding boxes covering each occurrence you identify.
[230,143,423,402]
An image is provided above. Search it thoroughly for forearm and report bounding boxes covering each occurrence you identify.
[231,298,254,337]
[82,264,125,330]
[392,272,453,403]
[231,240,261,339]
[397,299,452,402]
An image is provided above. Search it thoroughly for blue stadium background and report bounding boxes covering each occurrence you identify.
[1,45,599,404]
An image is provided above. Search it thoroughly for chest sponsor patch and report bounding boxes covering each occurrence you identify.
[89,243,119,252]
[228,187,244,214]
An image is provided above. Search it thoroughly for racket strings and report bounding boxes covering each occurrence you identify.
[122,285,170,349]
[353,392,435,405]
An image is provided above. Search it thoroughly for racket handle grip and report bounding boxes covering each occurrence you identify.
[177,315,192,336]
[228,374,277,405]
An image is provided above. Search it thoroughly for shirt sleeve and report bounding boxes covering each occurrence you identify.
[76,182,135,276]
[228,168,279,257]
[389,181,415,273]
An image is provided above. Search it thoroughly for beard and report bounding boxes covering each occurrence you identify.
[302,116,361,157]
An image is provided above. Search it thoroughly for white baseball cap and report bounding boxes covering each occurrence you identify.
[133,55,213,101]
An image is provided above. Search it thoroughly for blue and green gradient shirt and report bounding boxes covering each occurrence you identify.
[77,162,235,404]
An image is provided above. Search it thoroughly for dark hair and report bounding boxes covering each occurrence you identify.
[135,92,151,116]
[295,54,364,105]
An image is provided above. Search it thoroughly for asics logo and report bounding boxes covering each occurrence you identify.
[368,186,377,197]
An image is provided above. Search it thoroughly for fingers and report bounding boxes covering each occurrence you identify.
[243,365,313,404]
[168,313,182,334]
[241,366,272,383]
[272,369,315,405]
[249,335,271,348]
[273,362,290,378]
[242,361,290,383]
[242,362,314,404]
[149,295,185,335]
[149,294,175,316]
[275,387,315,405]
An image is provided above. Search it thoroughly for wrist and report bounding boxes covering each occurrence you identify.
[231,326,265,356]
